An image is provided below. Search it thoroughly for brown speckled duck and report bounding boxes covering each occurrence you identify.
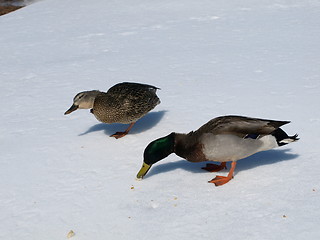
[65,82,160,138]
[136,115,299,186]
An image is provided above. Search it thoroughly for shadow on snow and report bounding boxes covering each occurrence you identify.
[79,110,167,136]
[145,148,299,179]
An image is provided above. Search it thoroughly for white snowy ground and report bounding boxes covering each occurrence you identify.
[1,0,320,239]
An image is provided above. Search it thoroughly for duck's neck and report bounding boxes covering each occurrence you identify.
[174,133,192,159]
[79,90,101,109]
[174,132,204,162]
[143,132,201,165]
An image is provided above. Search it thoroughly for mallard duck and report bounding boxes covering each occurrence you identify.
[137,115,299,186]
[65,82,160,138]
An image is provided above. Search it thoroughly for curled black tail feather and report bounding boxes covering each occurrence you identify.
[291,134,299,141]
[272,128,299,146]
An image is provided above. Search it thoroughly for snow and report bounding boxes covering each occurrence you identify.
[1,0,320,239]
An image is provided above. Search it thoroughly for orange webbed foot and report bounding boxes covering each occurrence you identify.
[208,175,233,186]
[110,131,128,139]
[202,162,227,172]
[110,122,135,139]
[208,161,237,187]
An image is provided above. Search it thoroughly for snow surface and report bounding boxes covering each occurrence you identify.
[1,0,320,239]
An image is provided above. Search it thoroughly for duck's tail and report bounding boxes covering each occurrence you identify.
[272,128,299,146]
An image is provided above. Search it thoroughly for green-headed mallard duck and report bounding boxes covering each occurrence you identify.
[65,82,160,138]
[137,115,299,186]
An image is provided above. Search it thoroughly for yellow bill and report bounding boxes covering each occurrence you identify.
[136,162,152,180]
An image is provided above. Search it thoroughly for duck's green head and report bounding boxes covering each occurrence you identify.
[136,133,175,179]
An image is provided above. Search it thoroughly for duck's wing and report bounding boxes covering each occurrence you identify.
[103,82,160,122]
[107,82,160,105]
[107,82,159,95]
[195,115,290,138]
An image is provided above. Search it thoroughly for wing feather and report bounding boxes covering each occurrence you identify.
[195,115,290,138]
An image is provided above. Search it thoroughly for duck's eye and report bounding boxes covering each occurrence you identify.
[77,94,84,100]
[74,95,83,101]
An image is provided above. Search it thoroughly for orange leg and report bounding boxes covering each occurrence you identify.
[202,162,227,172]
[110,122,135,139]
[208,161,237,186]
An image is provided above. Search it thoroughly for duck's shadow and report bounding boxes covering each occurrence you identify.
[145,148,299,179]
[79,110,167,136]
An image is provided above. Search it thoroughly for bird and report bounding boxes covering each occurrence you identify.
[64,82,160,139]
[136,115,299,186]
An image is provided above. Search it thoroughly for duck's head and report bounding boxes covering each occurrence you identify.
[64,90,100,115]
[136,132,175,179]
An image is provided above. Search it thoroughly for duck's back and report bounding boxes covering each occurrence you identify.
[93,82,160,124]
[195,115,289,137]
[174,116,291,163]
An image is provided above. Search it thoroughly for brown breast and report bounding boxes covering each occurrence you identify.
[174,133,208,162]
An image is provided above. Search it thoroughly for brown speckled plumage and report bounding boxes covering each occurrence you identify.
[65,82,160,138]
[92,82,160,124]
